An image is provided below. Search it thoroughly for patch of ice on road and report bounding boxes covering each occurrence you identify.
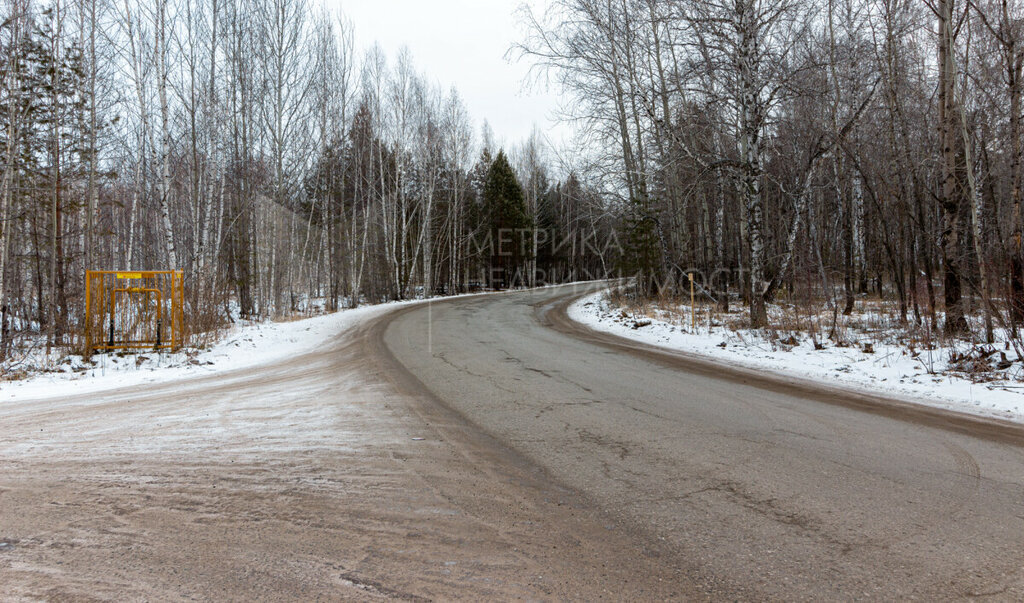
[569,292,1024,425]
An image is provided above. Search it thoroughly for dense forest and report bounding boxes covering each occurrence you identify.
[521,0,1024,346]
[4,0,1024,362]
[0,0,615,359]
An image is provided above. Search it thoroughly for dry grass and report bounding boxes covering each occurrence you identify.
[605,285,1024,384]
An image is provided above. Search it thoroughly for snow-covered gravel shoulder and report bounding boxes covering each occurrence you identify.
[569,291,1024,424]
[1,299,424,402]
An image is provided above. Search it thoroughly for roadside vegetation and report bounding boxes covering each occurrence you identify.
[573,286,1023,422]
[604,285,1023,388]
[519,0,1024,382]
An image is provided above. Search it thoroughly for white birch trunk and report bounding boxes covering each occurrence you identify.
[156,0,178,269]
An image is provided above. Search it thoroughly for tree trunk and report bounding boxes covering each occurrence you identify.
[156,0,178,269]
[736,0,768,327]
[937,0,968,335]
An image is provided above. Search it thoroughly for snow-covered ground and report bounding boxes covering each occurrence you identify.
[0,299,425,402]
[0,283,595,403]
[569,291,1024,424]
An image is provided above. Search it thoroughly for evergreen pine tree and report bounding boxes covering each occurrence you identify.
[482,150,531,289]
[464,146,492,285]
[620,198,662,297]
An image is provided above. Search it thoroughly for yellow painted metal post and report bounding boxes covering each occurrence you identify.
[169,272,174,347]
[177,270,183,348]
[173,270,183,348]
[101,273,107,349]
[85,271,91,355]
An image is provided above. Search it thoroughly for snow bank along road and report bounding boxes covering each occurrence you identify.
[2,283,1023,600]
[385,283,1024,600]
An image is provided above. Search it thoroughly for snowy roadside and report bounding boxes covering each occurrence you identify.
[0,283,592,403]
[0,299,426,402]
[569,291,1024,424]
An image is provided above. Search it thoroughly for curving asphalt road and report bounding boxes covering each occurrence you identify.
[0,293,688,601]
[383,283,1024,600]
[3,282,1023,600]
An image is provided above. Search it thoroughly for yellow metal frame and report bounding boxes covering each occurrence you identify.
[85,270,185,354]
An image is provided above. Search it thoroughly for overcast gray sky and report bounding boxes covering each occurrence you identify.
[335,0,567,149]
